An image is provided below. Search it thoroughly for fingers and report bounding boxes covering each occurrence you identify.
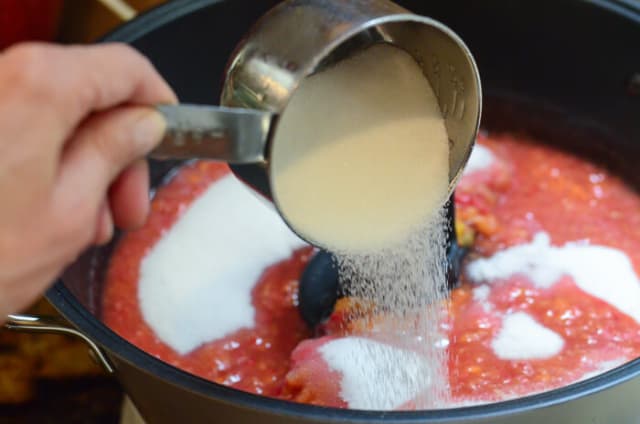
[109,159,150,230]
[62,106,165,189]
[0,43,177,316]
[53,106,166,250]
[95,159,151,246]
[61,43,178,117]
[0,42,177,149]
[94,200,114,246]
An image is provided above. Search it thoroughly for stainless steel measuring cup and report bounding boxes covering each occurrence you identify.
[151,0,482,241]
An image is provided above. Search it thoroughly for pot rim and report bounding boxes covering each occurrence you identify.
[48,0,640,422]
[46,281,640,423]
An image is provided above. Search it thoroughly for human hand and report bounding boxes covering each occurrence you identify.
[0,42,177,318]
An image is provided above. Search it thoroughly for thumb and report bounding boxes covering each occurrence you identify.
[61,106,165,183]
[53,106,166,250]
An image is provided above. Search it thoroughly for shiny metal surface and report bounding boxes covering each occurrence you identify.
[152,104,273,163]
[152,0,481,213]
[4,313,115,374]
[222,0,482,194]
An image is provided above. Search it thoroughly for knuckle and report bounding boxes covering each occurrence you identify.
[74,75,100,115]
[75,44,156,113]
[2,44,52,94]
[85,110,135,168]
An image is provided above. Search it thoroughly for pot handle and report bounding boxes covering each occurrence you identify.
[4,314,115,374]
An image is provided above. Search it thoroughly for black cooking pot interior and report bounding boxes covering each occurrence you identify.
[50,0,640,423]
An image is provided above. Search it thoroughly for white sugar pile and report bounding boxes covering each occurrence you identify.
[319,337,433,410]
[138,174,306,355]
[468,232,640,323]
[491,312,564,360]
[463,144,495,175]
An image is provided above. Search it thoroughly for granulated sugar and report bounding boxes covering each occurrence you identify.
[491,312,564,360]
[336,207,451,409]
[138,175,305,354]
[272,42,453,409]
[272,43,450,252]
[319,337,433,410]
[463,144,494,175]
[467,232,640,323]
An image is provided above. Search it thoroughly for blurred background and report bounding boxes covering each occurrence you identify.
[0,1,166,422]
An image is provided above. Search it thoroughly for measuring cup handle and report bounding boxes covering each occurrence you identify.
[151,104,274,164]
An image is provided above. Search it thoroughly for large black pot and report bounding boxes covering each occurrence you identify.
[40,0,640,423]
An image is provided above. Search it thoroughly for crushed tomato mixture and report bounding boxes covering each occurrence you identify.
[103,133,640,407]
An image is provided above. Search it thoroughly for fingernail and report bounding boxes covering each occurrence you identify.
[133,110,167,151]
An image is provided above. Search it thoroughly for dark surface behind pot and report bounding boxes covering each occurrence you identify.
[52,0,640,423]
